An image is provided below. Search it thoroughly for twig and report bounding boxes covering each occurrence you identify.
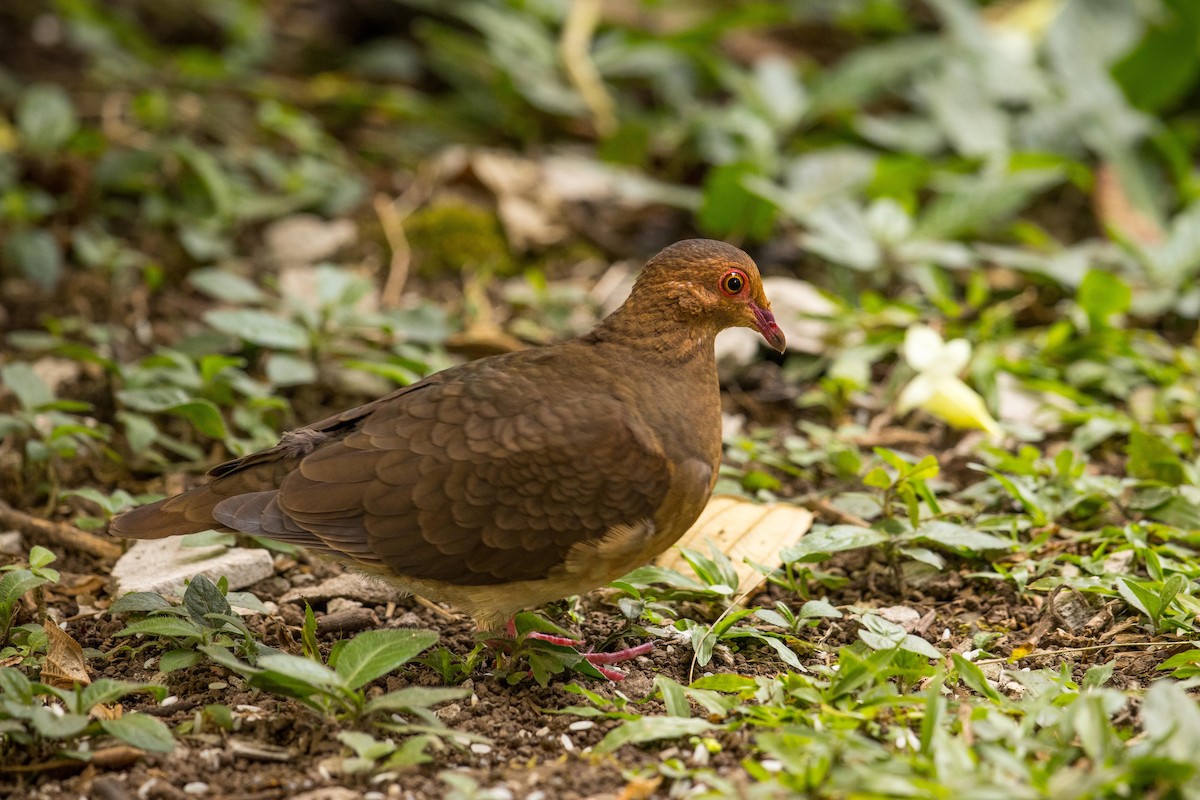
[805,496,872,528]
[560,0,617,136]
[375,192,412,309]
[0,500,123,560]
[973,640,1188,665]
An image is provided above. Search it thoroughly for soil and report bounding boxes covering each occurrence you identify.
[0,493,1168,800]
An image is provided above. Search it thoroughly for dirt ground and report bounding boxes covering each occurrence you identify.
[0,498,1162,800]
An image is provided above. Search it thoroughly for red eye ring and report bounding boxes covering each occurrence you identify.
[719,269,748,297]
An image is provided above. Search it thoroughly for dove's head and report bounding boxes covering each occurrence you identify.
[631,239,786,352]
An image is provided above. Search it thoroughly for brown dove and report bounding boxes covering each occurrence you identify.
[110,239,785,668]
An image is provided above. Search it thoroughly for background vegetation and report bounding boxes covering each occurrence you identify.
[2,0,1200,797]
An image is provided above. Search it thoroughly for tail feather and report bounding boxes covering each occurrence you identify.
[108,485,226,539]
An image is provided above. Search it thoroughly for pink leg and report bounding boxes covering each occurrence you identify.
[505,618,584,647]
[583,641,655,681]
[504,618,654,681]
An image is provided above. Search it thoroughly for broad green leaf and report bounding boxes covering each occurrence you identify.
[333,629,439,691]
[911,522,1011,553]
[109,593,173,614]
[29,705,89,738]
[204,309,309,351]
[1,363,54,411]
[592,716,714,755]
[364,687,470,715]
[782,525,887,562]
[183,575,232,628]
[17,84,78,153]
[0,667,33,703]
[116,617,205,640]
[265,353,318,388]
[256,653,344,690]
[1118,578,1161,619]
[0,569,51,609]
[1127,431,1186,485]
[952,653,1002,702]
[81,680,167,710]
[100,713,175,752]
[1077,270,1132,327]
[698,163,777,241]
[689,674,757,693]
[799,599,842,619]
[188,268,266,304]
[4,229,63,290]
[159,649,202,672]
[654,675,690,718]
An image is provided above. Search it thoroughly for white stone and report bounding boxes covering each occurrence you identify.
[0,531,23,555]
[111,538,275,597]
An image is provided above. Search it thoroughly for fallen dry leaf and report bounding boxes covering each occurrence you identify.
[41,620,90,689]
[657,495,812,600]
[1093,162,1164,246]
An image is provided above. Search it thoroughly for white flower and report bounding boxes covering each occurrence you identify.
[897,324,1002,438]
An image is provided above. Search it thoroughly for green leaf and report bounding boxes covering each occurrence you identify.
[1077,270,1132,327]
[183,576,232,628]
[1112,0,1200,113]
[17,84,78,154]
[27,546,56,570]
[180,530,236,549]
[204,310,309,350]
[159,649,202,672]
[0,667,33,703]
[911,521,1011,553]
[1127,431,1186,485]
[0,569,51,610]
[188,268,266,304]
[363,687,470,715]
[952,653,1002,702]
[116,617,205,640]
[1118,578,1162,620]
[592,716,714,755]
[697,163,777,241]
[109,593,173,614]
[256,653,344,691]
[654,675,690,718]
[1,363,54,411]
[81,680,166,710]
[799,599,842,619]
[690,674,757,693]
[782,525,887,562]
[333,629,439,691]
[29,706,89,739]
[168,400,228,440]
[100,713,175,752]
[265,353,318,388]
[4,229,63,290]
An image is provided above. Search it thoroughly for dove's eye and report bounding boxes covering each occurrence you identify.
[719,269,747,296]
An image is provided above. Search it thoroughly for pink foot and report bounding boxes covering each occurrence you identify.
[503,618,654,681]
[582,641,655,681]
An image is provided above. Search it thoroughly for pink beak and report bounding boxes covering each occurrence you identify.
[751,304,786,352]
